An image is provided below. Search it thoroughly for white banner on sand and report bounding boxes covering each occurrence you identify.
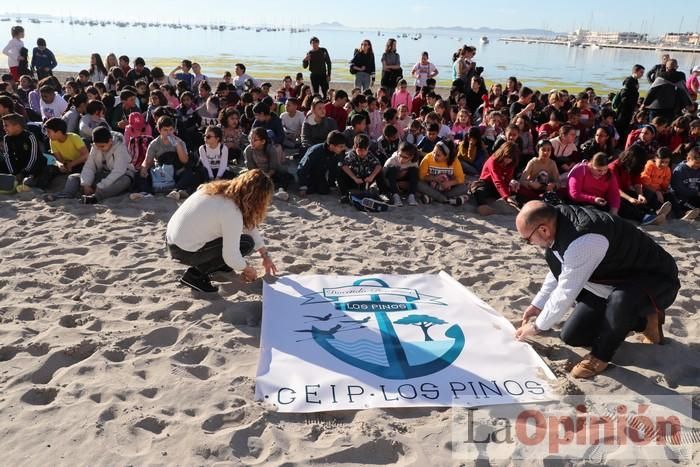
[255,272,557,413]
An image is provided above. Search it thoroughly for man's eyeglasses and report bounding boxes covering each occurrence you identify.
[522,224,545,244]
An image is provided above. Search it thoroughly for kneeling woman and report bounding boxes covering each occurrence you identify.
[166,169,278,293]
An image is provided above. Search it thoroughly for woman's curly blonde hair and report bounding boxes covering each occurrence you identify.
[199,169,274,229]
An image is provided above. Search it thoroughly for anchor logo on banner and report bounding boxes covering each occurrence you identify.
[298,278,465,380]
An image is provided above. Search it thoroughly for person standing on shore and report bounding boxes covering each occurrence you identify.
[411,51,438,94]
[350,39,375,92]
[303,37,332,98]
[614,64,644,142]
[380,38,402,96]
[514,201,680,379]
[644,59,692,122]
[30,38,57,80]
[646,54,670,84]
[2,26,24,82]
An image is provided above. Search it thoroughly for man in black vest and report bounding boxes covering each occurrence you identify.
[514,201,680,378]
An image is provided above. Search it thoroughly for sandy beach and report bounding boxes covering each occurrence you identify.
[0,188,698,465]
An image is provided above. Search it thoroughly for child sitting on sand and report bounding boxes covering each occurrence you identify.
[375,124,400,164]
[244,127,292,201]
[384,142,419,206]
[405,119,424,146]
[1,113,52,190]
[671,147,700,220]
[79,100,109,142]
[337,133,386,201]
[567,152,620,214]
[451,108,471,141]
[417,140,468,205]
[218,107,247,165]
[473,141,520,215]
[197,125,231,182]
[456,126,487,176]
[517,139,559,202]
[417,123,441,154]
[45,117,88,174]
[641,146,694,220]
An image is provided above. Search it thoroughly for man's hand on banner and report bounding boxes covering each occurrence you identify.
[521,305,541,327]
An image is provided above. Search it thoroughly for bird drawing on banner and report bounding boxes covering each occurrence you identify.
[294,324,367,342]
[341,317,371,324]
[294,324,342,335]
[303,313,335,322]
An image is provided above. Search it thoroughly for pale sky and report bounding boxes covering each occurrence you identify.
[2,0,698,36]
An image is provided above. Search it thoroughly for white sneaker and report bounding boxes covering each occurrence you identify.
[166,190,180,200]
[681,207,700,221]
[274,188,289,201]
[407,194,418,206]
[392,193,403,207]
[656,201,672,218]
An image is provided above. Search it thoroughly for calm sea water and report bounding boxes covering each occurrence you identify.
[13,20,700,92]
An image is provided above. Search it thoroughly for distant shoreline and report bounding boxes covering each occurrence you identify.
[0,66,621,95]
[500,37,700,54]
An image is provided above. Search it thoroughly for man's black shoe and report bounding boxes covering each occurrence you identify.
[179,267,218,293]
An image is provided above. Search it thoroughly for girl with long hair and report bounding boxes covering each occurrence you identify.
[89,53,108,83]
[350,39,375,92]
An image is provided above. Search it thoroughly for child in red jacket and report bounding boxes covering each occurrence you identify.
[473,141,520,215]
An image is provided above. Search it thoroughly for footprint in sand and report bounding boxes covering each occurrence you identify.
[25,342,50,356]
[29,341,97,384]
[169,300,193,311]
[125,312,140,321]
[171,346,209,365]
[287,263,312,274]
[141,326,179,347]
[0,346,19,361]
[201,407,247,432]
[61,265,89,282]
[228,416,268,458]
[102,348,126,363]
[134,416,167,434]
[21,387,59,405]
[139,388,158,399]
[17,308,37,321]
[29,258,64,269]
[58,314,82,328]
[145,309,171,322]
[171,364,214,380]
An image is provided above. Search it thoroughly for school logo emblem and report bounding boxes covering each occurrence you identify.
[298,278,465,379]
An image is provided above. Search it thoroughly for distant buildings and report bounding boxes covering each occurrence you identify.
[661,32,700,45]
[569,29,648,44]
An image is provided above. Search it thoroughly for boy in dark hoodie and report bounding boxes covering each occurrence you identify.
[671,147,700,220]
[1,113,52,189]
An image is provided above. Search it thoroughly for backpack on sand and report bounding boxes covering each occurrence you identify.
[0,174,17,194]
[350,191,390,213]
